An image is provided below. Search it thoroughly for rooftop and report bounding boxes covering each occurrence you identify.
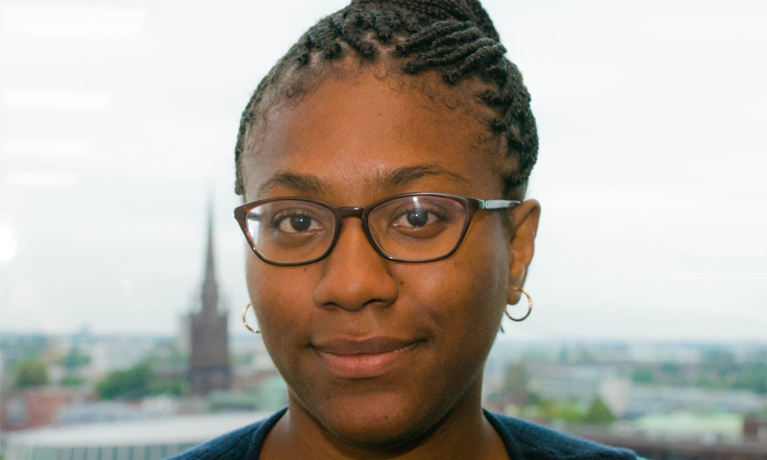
[6,411,273,447]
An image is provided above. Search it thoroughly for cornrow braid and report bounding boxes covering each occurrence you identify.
[234,0,538,201]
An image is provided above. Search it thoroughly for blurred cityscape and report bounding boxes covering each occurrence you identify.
[2,332,766,459]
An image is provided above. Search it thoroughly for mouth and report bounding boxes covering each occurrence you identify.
[312,337,424,379]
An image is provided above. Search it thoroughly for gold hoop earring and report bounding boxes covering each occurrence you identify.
[505,288,532,322]
[242,303,259,334]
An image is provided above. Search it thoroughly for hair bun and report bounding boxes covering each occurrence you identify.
[350,0,499,41]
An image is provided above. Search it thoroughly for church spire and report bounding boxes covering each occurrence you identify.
[201,199,219,314]
[204,204,216,283]
[187,193,231,395]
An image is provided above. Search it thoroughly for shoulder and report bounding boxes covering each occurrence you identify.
[166,409,286,460]
[484,410,638,460]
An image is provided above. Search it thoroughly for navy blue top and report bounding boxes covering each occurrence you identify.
[168,408,637,459]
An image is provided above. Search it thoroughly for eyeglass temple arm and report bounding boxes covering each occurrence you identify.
[480,199,521,210]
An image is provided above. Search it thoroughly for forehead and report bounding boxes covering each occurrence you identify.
[241,70,503,202]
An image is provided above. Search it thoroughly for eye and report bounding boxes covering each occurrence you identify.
[273,210,324,233]
[391,207,441,228]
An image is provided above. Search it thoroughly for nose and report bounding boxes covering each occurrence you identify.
[312,219,398,312]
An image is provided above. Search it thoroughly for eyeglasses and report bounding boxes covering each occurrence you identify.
[234,192,519,266]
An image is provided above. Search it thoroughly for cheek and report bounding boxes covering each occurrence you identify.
[245,256,315,356]
[406,228,508,344]
[246,256,312,305]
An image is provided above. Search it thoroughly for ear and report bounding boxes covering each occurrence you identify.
[506,199,541,305]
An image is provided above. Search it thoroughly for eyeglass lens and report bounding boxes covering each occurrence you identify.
[245,195,468,264]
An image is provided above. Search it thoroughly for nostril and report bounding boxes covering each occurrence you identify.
[363,298,392,308]
[312,264,399,312]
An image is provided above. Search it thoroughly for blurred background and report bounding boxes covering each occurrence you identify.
[1,0,765,459]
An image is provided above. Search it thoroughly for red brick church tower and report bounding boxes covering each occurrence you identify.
[187,208,231,395]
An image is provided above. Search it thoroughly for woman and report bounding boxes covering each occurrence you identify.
[173,0,639,458]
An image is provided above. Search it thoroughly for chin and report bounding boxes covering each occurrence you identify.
[311,392,439,449]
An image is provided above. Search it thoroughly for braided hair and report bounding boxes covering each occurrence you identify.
[234,0,538,200]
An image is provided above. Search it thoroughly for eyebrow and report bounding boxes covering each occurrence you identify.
[373,164,469,189]
[258,163,469,196]
[258,172,330,196]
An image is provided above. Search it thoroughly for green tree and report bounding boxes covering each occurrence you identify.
[583,397,615,425]
[96,362,187,400]
[13,359,48,388]
[701,349,737,380]
[733,363,767,395]
[149,378,186,396]
[61,349,90,371]
[631,368,655,384]
[96,363,151,400]
[60,375,86,387]
[558,402,585,425]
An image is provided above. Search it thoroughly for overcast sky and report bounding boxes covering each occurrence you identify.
[1,0,765,342]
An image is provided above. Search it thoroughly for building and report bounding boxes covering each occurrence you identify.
[4,411,272,460]
[570,419,767,460]
[0,387,95,431]
[525,364,631,416]
[186,208,231,395]
[624,385,767,418]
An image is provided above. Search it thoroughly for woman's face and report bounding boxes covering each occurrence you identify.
[241,70,538,446]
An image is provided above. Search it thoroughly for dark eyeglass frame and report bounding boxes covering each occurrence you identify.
[234,192,520,266]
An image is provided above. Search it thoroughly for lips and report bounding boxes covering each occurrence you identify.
[313,337,423,379]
